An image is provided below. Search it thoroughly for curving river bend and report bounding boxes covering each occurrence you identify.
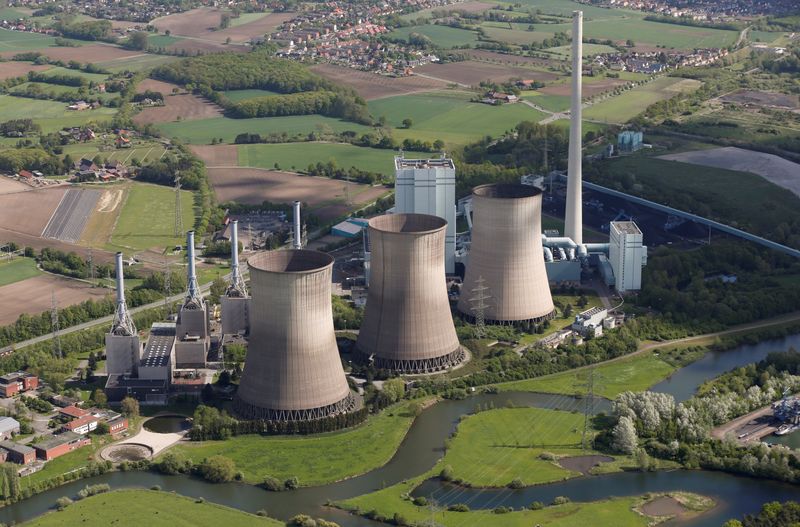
[3,333,800,526]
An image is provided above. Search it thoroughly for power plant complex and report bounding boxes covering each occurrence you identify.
[103,10,645,425]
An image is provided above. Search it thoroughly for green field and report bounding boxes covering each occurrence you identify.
[0,257,41,287]
[389,24,479,47]
[169,401,419,486]
[480,23,557,46]
[584,77,702,123]
[0,95,116,133]
[22,437,107,488]
[498,351,676,399]
[97,53,180,73]
[229,11,271,27]
[40,66,109,83]
[109,183,196,252]
[157,115,372,144]
[147,34,184,48]
[61,141,167,164]
[238,142,402,175]
[511,0,630,19]
[23,489,282,527]
[545,43,618,58]
[11,82,120,103]
[222,88,281,102]
[523,91,571,112]
[369,91,547,146]
[0,7,28,19]
[0,28,56,52]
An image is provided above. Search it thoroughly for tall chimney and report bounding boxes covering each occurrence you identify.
[564,10,583,246]
[110,252,136,336]
[227,220,247,297]
[186,230,201,304]
[292,201,302,250]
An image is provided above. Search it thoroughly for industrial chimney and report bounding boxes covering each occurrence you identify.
[564,10,583,246]
[222,220,249,335]
[185,230,202,308]
[234,250,358,421]
[458,184,554,324]
[226,220,247,297]
[106,252,140,376]
[175,230,209,368]
[292,201,302,250]
[356,214,464,373]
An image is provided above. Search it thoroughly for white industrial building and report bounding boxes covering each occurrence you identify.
[609,221,647,292]
[394,154,456,273]
[138,322,176,381]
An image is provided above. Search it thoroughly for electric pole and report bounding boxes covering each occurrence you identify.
[469,276,490,339]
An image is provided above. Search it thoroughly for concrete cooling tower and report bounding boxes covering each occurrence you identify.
[234,250,357,421]
[356,214,464,374]
[458,184,554,324]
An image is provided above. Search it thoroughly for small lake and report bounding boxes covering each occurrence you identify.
[144,416,192,434]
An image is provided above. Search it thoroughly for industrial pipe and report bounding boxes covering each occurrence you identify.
[292,201,302,250]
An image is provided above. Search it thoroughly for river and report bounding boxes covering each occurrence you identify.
[4,333,800,526]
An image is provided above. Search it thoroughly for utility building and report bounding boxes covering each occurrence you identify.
[175,231,209,368]
[138,322,176,381]
[221,220,249,336]
[106,252,141,376]
[394,154,456,273]
[609,221,647,292]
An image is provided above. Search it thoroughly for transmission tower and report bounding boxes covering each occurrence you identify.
[174,174,183,237]
[163,257,172,312]
[581,366,596,451]
[50,291,62,359]
[469,275,490,339]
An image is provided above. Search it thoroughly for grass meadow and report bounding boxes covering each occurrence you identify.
[0,95,116,133]
[238,142,402,175]
[389,24,479,47]
[584,77,702,123]
[0,28,57,52]
[0,257,41,287]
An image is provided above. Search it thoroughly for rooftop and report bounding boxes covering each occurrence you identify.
[395,155,454,170]
[0,440,34,455]
[141,323,176,369]
[105,375,168,390]
[611,221,642,236]
[32,431,84,451]
[0,417,19,434]
[64,415,98,430]
[59,405,89,418]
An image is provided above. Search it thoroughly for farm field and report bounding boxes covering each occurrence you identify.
[479,23,558,46]
[0,95,116,133]
[238,142,400,175]
[10,82,119,104]
[40,66,109,83]
[147,34,184,48]
[523,91,571,112]
[545,43,618,58]
[311,63,448,100]
[207,167,388,221]
[415,60,558,86]
[150,7,292,45]
[79,186,126,248]
[97,53,179,73]
[0,61,50,80]
[0,257,41,287]
[0,185,67,237]
[5,43,144,64]
[62,141,168,165]
[22,489,282,527]
[583,77,702,123]
[42,188,101,243]
[156,115,372,144]
[109,182,196,252]
[169,401,418,485]
[389,24,479,47]
[212,11,295,43]
[0,274,109,325]
[0,28,56,53]
[368,91,548,146]
[400,1,494,20]
[133,79,223,126]
[538,75,634,100]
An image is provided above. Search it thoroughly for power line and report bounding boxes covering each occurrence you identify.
[174,174,183,237]
[468,276,490,339]
[50,291,62,359]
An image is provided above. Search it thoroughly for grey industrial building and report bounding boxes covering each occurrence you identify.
[234,250,359,421]
[174,231,210,368]
[221,220,250,336]
[356,214,464,373]
[105,252,141,376]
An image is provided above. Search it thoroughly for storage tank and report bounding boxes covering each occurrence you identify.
[458,184,554,324]
[234,250,357,421]
[357,214,464,373]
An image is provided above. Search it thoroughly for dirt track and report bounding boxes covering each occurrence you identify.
[133,79,223,125]
[0,274,110,325]
[312,64,447,100]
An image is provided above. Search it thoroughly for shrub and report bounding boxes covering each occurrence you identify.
[150,485,161,491]
[529,501,544,510]
[197,455,236,483]
[412,496,428,506]
[448,504,470,512]
[508,478,525,489]
[284,476,299,490]
[256,509,268,517]
[539,452,558,461]
[55,496,72,510]
[552,496,571,505]
[440,465,454,481]
[263,475,283,491]
[393,512,409,525]
[493,506,512,514]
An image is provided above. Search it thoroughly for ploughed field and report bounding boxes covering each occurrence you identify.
[0,274,108,326]
[311,63,448,100]
[415,60,558,86]
[133,79,224,126]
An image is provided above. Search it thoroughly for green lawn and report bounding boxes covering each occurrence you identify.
[22,489,282,527]
[369,91,547,147]
[168,401,420,486]
[0,257,41,287]
[498,351,677,399]
[238,142,402,175]
[39,66,109,83]
[443,407,627,487]
[0,28,57,52]
[389,24,479,48]
[584,77,702,123]
[109,182,196,252]
[222,89,281,102]
[229,12,271,27]
[97,53,179,73]
[148,34,183,48]
[0,95,116,133]
[157,115,372,144]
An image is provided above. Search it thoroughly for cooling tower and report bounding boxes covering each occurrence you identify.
[356,214,464,374]
[234,250,357,421]
[564,10,584,245]
[458,184,554,324]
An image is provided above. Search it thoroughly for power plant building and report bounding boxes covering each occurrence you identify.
[138,322,176,381]
[394,155,456,274]
[175,231,209,368]
[564,10,584,246]
[221,220,249,336]
[458,184,554,324]
[609,221,647,292]
[234,250,358,421]
[357,214,464,373]
[106,252,141,377]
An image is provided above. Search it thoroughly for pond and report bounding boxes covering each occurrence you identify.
[143,416,192,434]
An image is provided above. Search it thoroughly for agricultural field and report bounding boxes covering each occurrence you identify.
[0,95,116,133]
[8,43,144,64]
[168,401,418,485]
[400,1,494,20]
[150,7,292,45]
[0,185,68,238]
[41,188,101,244]
[414,60,558,87]
[109,182,196,252]
[0,61,50,80]
[0,274,109,325]
[22,489,282,527]
[523,91,571,112]
[368,91,548,146]
[479,23,558,46]
[39,66,109,83]
[156,115,372,144]
[0,28,56,53]
[62,141,168,165]
[583,77,702,123]
[97,53,179,73]
[133,79,223,126]
[79,186,126,248]
[10,82,118,104]
[389,24,480,48]
[311,63,448,100]
[554,18,737,50]
[238,143,400,175]
[545,43,618,58]
[0,257,41,287]
[147,34,184,48]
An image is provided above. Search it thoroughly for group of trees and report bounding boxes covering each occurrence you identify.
[53,19,113,42]
[0,147,63,176]
[227,90,370,123]
[305,161,386,186]
[724,501,800,527]
[0,119,41,138]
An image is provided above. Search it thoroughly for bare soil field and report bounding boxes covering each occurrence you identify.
[0,44,143,63]
[557,455,615,475]
[639,496,688,518]
[208,167,387,220]
[659,146,800,198]
[80,187,125,248]
[0,186,66,237]
[133,79,223,125]
[415,60,558,86]
[541,78,626,98]
[0,225,115,265]
[0,177,30,195]
[190,144,239,166]
[213,12,295,43]
[0,61,50,80]
[459,49,558,69]
[0,274,109,325]
[165,39,229,55]
[151,7,287,46]
[151,7,223,38]
[720,89,799,110]
[312,64,447,100]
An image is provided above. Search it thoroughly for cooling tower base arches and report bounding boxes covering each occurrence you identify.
[233,391,361,422]
[460,310,556,327]
[361,346,467,375]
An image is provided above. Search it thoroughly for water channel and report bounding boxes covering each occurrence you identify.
[3,333,799,526]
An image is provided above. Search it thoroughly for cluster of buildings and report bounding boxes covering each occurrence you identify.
[71,157,130,183]
[592,48,729,76]
[0,372,38,398]
[579,0,797,18]
[0,18,57,35]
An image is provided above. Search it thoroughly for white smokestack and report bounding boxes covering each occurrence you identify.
[564,10,583,246]
[115,252,125,306]
[292,201,302,250]
[186,230,200,303]
[227,220,247,297]
[110,252,135,336]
